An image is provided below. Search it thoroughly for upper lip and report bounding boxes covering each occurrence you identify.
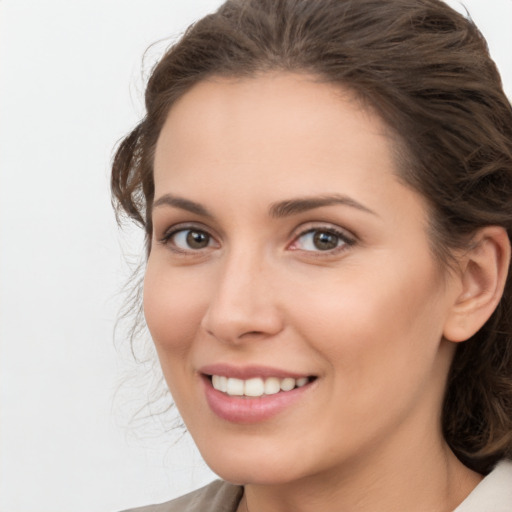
[199,363,313,380]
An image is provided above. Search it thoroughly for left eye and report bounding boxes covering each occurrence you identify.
[170,229,214,250]
[293,229,348,252]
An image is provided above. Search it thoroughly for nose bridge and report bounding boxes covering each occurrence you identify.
[201,243,282,343]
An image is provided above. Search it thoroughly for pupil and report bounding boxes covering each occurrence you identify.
[186,230,209,249]
[313,231,338,250]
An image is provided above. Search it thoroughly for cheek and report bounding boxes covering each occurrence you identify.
[142,260,208,357]
[290,260,447,392]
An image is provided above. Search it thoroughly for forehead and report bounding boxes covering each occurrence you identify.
[156,73,389,150]
[156,75,389,176]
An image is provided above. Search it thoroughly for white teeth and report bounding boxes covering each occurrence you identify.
[264,377,281,395]
[218,375,228,392]
[280,377,296,392]
[212,375,311,397]
[226,378,244,396]
[296,377,308,387]
[244,378,265,397]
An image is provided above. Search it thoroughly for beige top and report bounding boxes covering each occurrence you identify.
[122,460,512,512]
[454,460,512,512]
[121,480,243,512]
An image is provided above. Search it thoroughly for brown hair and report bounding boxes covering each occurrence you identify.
[111,0,512,474]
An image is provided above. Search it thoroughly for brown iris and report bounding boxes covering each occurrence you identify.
[313,231,339,250]
[186,230,210,249]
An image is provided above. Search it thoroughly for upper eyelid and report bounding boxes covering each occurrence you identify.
[159,221,216,240]
[291,222,356,241]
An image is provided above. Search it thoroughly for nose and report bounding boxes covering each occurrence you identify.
[200,250,284,344]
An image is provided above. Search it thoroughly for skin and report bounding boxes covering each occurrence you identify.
[144,73,487,512]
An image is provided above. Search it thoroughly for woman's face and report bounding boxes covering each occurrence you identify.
[144,73,461,485]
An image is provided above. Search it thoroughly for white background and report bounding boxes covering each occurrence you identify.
[1,1,511,511]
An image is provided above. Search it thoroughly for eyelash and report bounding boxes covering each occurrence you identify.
[158,223,356,256]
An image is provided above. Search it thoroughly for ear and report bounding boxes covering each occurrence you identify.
[443,226,510,343]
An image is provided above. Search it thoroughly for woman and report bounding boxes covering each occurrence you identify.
[112,0,512,510]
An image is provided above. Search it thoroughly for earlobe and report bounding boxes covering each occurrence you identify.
[443,226,511,343]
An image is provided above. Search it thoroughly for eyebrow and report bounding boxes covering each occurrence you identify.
[152,194,213,217]
[269,194,377,218]
[152,193,377,218]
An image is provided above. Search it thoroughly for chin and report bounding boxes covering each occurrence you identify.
[197,439,316,486]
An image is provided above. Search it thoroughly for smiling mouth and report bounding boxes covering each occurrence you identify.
[206,375,317,398]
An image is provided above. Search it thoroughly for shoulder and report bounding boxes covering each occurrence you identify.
[120,480,243,512]
[454,460,512,512]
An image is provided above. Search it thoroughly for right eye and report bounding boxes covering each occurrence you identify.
[161,227,216,252]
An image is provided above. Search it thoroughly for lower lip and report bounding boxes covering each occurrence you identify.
[202,375,315,424]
